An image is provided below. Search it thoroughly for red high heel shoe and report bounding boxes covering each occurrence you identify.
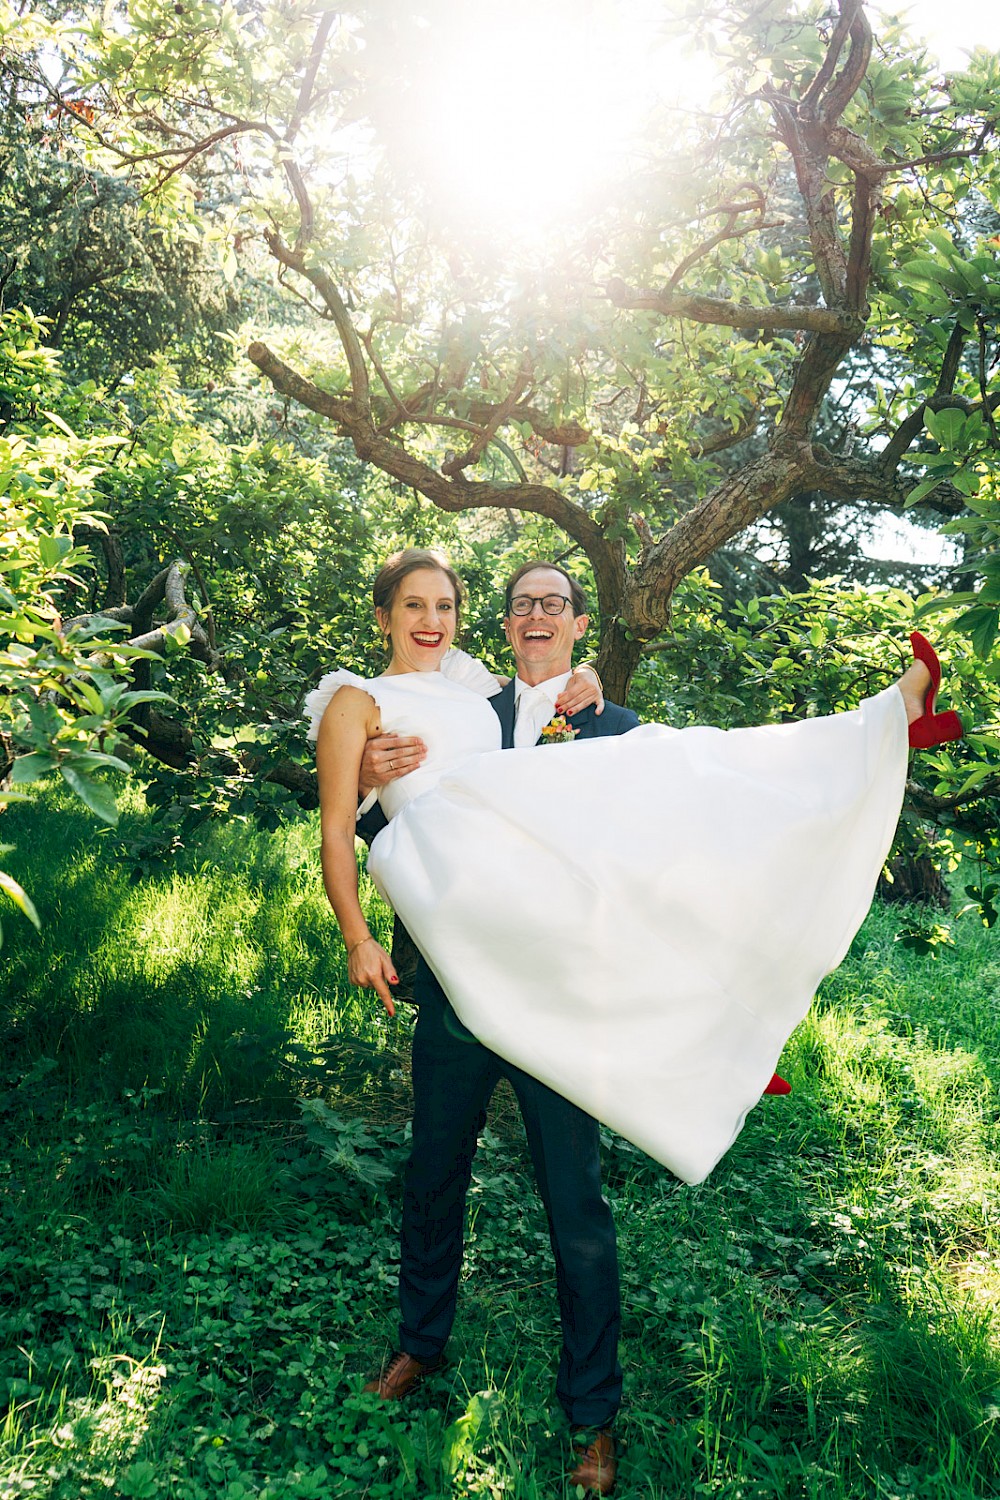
[907,632,963,749]
[764,1073,791,1095]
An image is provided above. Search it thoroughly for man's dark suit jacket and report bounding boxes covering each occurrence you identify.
[356,678,639,845]
[488,678,639,750]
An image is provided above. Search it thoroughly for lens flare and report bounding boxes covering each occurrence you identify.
[371,0,720,245]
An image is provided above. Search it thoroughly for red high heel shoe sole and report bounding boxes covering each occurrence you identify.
[908,632,963,749]
[764,1073,791,1095]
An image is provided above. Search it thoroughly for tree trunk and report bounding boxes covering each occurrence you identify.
[877,851,950,909]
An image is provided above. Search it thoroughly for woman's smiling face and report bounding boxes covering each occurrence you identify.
[377,566,458,672]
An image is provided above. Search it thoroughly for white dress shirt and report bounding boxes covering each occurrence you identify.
[513,671,572,748]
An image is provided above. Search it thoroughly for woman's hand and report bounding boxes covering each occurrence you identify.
[359,732,427,797]
[348,935,399,1018]
[556,663,604,718]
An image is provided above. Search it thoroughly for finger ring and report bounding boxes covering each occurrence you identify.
[389,759,396,771]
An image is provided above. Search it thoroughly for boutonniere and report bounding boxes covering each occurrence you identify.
[540,714,580,744]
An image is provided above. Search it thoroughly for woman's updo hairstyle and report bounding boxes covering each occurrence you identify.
[372,548,465,620]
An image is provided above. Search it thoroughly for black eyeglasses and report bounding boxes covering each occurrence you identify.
[509,594,572,616]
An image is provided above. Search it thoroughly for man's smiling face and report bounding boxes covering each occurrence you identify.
[503,566,588,684]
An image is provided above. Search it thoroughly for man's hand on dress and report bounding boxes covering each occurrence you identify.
[555,664,605,718]
[348,935,399,1018]
[359,732,428,797]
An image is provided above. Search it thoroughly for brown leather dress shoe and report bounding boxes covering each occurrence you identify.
[568,1426,617,1495]
[362,1349,444,1400]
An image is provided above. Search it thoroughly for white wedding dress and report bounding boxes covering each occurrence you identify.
[306,651,908,1185]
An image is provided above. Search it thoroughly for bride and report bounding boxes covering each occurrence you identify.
[308,548,961,1186]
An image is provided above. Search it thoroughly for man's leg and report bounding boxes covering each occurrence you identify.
[398,959,501,1360]
[506,1065,622,1430]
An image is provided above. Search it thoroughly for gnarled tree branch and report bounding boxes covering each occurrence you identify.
[247,340,629,622]
[605,279,861,335]
[263,232,371,415]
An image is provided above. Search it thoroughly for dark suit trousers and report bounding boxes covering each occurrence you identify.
[398,958,622,1428]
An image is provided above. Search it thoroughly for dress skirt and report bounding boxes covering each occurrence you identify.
[367,686,909,1184]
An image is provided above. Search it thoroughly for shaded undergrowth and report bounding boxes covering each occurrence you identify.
[1,786,998,1498]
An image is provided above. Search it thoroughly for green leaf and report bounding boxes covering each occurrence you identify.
[68,750,132,773]
[60,765,120,824]
[40,408,77,439]
[370,1411,417,1482]
[951,469,982,496]
[897,258,947,289]
[953,604,1000,659]
[924,408,967,449]
[11,753,53,784]
[904,476,945,508]
[116,689,175,709]
[75,680,107,716]
[953,764,997,797]
[894,921,954,957]
[0,870,41,930]
[117,1460,159,1500]
[925,228,959,260]
[38,534,73,568]
[161,621,192,655]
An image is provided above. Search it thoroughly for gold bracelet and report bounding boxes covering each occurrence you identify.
[577,660,603,693]
[347,935,372,958]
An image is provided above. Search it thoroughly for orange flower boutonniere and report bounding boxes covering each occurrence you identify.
[540,715,580,744]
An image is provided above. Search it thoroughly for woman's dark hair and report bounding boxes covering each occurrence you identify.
[504,560,588,617]
[372,548,465,619]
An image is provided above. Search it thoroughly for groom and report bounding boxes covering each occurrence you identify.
[355,562,638,1496]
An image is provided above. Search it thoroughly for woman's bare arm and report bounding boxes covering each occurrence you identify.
[315,685,399,1016]
[556,663,604,716]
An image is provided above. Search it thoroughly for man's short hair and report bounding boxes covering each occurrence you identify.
[504,560,588,618]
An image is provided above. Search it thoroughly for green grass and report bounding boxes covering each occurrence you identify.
[1,785,998,1498]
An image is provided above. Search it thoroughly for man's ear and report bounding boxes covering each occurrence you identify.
[573,613,589,642]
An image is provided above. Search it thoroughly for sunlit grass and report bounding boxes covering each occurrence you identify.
[2,1332,166,1499]
[0,780,401,1116]
[1,786,998,1496]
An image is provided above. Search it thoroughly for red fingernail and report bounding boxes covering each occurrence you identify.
[390,975,399,984]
